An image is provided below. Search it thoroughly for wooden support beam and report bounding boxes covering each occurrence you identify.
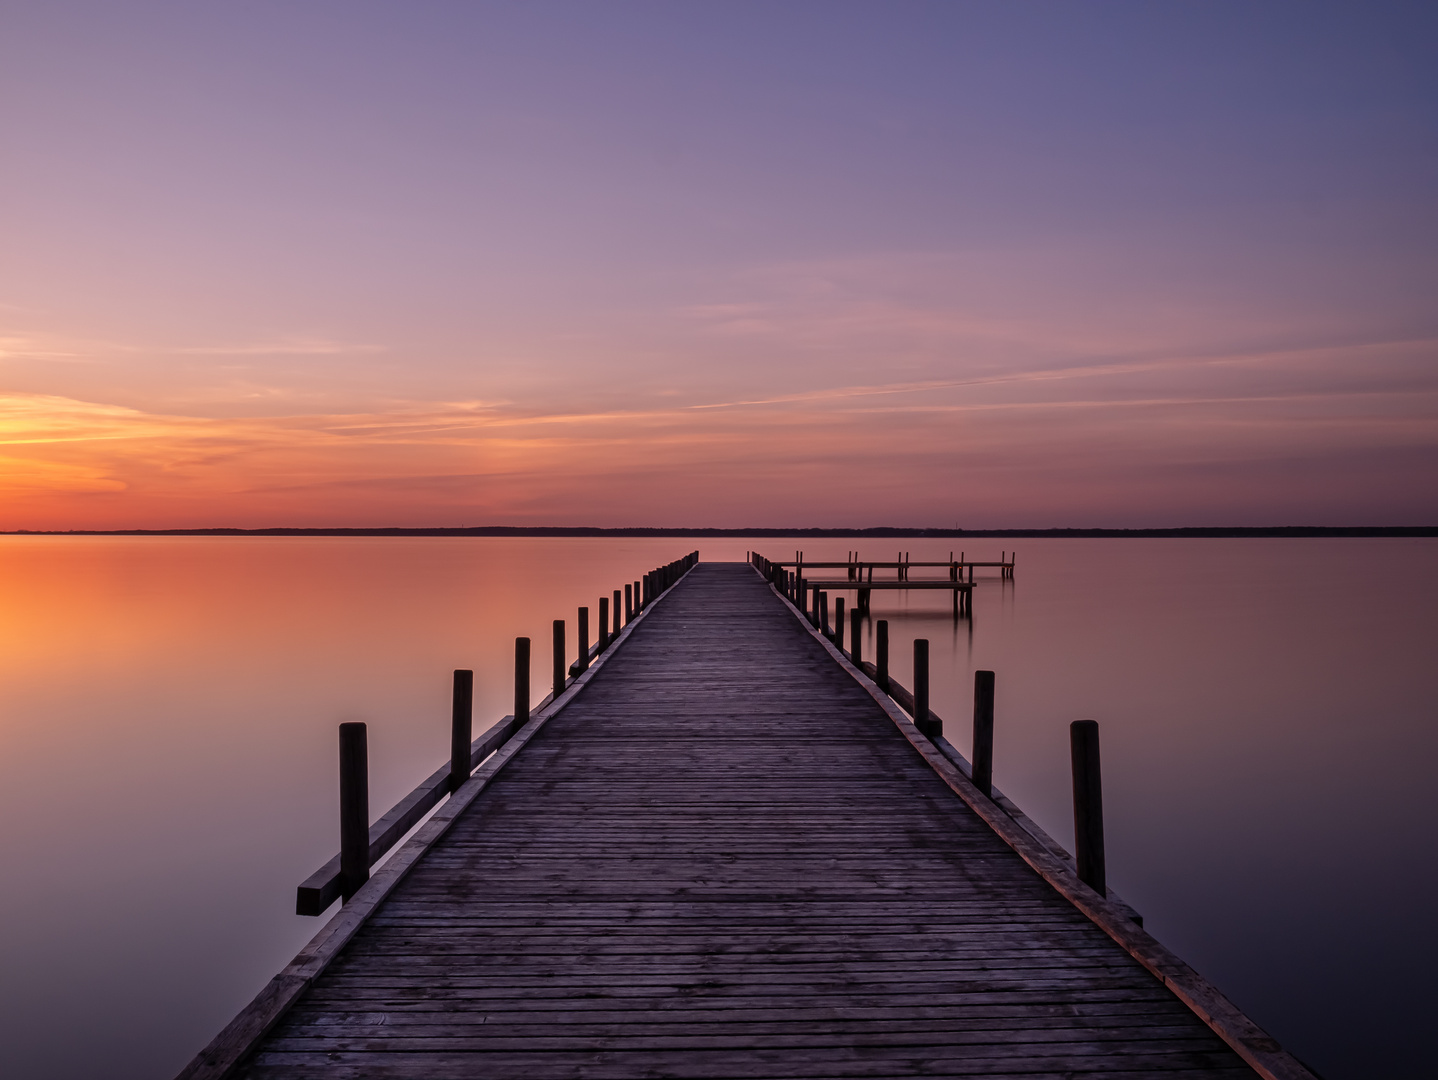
[338,722,368,903]
[875,619,889,693]
[913,638,938,738]
[972,670,995,798]
[1071,719,1106,895]
[514,637,530,725]
[577,607,589,672]
[551,620,565,703]
[448,670,472,794]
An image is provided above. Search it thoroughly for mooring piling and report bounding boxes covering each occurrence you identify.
[972,670,995,798]
[338,722,369,903]
[1071,719,1106,895]
[449,670,473,794]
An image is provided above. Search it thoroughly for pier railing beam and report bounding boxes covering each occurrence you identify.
[972,670,995,798]
[339,722,369,903]
[449,670,473,794]
[1070,719,1106,895]
[515,637,531,725]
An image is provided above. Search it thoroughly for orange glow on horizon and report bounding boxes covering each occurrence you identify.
[2,330,1435,530]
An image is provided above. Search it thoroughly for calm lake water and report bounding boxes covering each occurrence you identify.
[0,536,1433,1079]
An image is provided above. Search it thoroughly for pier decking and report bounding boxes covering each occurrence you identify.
[183,561,1307,1080]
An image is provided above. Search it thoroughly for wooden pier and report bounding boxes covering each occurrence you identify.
[180,559,1313,1080]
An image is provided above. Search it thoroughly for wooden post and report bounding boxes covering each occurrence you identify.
[876,620,889,692]
[624,583,633,624]
[449,670,473,794]
[633,580,641,613]
[613,590,621,636]
[834,597,845,651]
[598,597,610,653]
[850,607,862,667]
[552,620,565,702]
[972,670,995,798]
[514,637,531,724]
[338,722,369,902]
[820,590,829,635]
[1070,719,1106,895]
[577,608,589,671]
[914,639,936,737]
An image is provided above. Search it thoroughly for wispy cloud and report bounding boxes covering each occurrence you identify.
[167,338,387,357]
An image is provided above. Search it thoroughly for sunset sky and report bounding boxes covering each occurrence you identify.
[2,2,1435,529]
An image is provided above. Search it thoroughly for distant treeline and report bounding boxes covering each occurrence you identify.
[5,526,1436,538]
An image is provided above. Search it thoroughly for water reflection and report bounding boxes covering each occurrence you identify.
[0,536,1433,1079]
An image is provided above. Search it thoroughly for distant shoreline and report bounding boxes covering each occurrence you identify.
[4,526,1435,539]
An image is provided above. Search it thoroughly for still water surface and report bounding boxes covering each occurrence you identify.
[0,537,1433,1079]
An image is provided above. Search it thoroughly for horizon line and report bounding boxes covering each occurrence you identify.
[3,526,1435,539]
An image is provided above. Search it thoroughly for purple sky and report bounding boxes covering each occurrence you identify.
[2,1,1435,527]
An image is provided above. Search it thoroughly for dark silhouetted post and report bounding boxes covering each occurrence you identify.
[624,583,633,624]
[577,607,589,672]
[850,607,862,667]
[914,639,936,737]
[613,590,621,636]
[598,597,610,653]
[876,620,890,692]
[972,670,995,798]
[834,597,845,650]
[633,580,641,613]
[514,637,531,724]
[450,670,473,793]
[820,590,829,635]
[339,722,369,902]
[552,620,565,701]
[1070,719,1106,895]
